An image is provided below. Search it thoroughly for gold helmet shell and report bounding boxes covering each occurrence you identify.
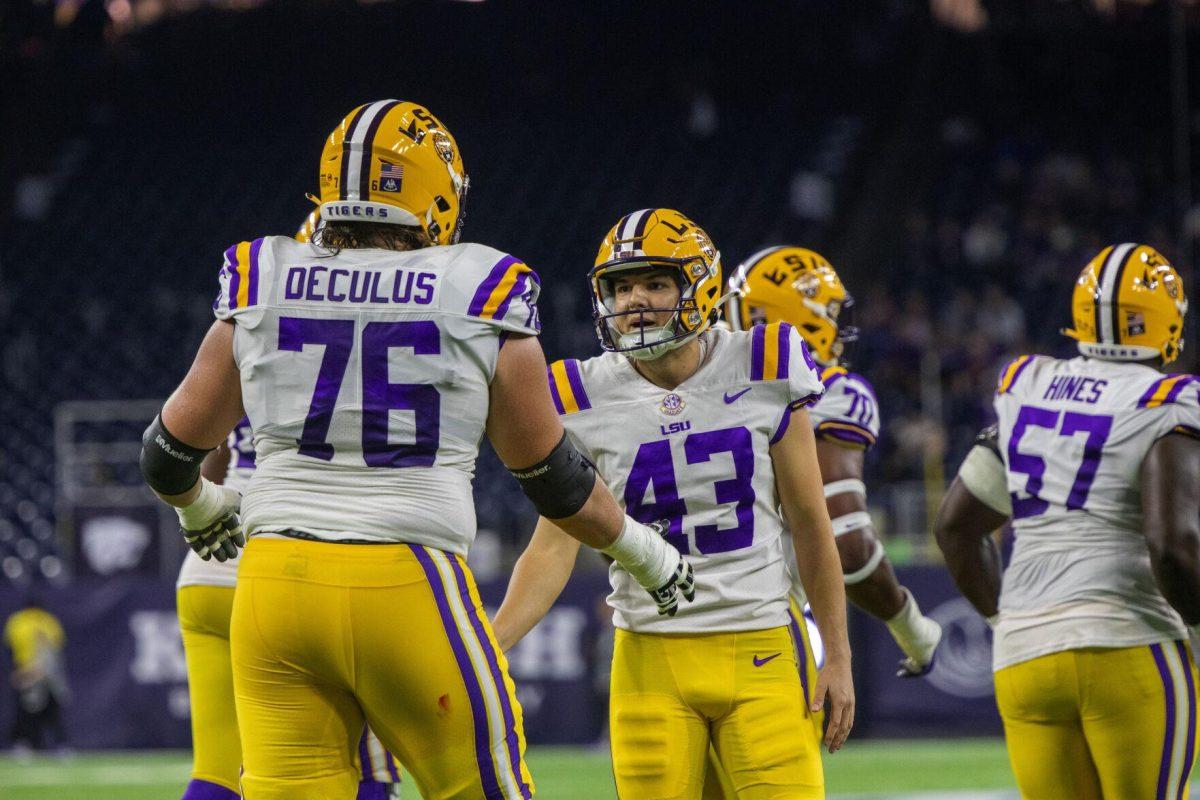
[590,208,724,360]
[1062,243,1187,365]
[317,100,468,246]
[726,246,857,366]
[295,208,321,243]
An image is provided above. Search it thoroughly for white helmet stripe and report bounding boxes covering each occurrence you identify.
[343,100,399,202]
[616,208,653,256]
[1097,242,1136,344]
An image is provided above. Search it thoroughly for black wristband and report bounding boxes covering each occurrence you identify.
[139,414,213,496]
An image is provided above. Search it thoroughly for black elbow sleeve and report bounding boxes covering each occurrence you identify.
[139,414,212,496]
[510,432,596,519]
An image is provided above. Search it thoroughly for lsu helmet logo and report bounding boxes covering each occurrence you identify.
[727,246,858,367]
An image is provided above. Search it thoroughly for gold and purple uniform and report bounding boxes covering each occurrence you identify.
[550,322,826,800]
[214,236,539,799]
[992,355,1200,799]
[176,418,402,800]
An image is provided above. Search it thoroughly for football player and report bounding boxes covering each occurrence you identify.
[726,247,942,680]
[141,102,695,800]
[935,244,1200,798]
[493,209,853,799]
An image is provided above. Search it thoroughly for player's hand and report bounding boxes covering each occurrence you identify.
[649,556,696,616]
[813,650,855,753]
[177,483,245,562]
[645,520,695,617]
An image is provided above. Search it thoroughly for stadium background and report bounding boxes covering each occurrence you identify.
[0,0,1197,796]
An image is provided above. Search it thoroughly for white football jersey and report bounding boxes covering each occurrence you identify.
[553,322,824,633]
[176,417,256,589]
[784,365,882,607]
[213,236,540,555]
[992,355,1199,669]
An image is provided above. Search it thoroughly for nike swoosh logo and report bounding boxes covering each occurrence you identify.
[724,388,751,404]
[753,652,781,667]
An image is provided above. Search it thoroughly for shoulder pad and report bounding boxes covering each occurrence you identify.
[749,321,819,381]
[996,354,1040,396]
[546,358,593,415]
[1136,374,1200,409]
[454,246,541,333]
[214,237,268,318]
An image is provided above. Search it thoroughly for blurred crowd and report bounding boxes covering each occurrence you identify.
[858,118,1190,488]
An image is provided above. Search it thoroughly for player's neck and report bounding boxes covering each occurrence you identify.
[631,337,704,390]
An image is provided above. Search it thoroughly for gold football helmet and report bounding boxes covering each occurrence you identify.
[590,208,725,360]
[317,100,468,246]
[295,208,321,243]
[1062,243,1187,365]
[726,246,858,366]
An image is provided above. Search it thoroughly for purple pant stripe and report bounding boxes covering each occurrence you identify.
[224,244,241,310]
[445,554,531,799]
[385,749,401,783]
[777,323,792,380]
[358,729,375,781]
[1174,640,1197,798]
[468,256,520,317]
[546,366,566,415]
[563,359,591,411]
[355,783,387,800]
[181,778,239,800]
[787,611,811,708]
[1152,643,1178,800]
[409,545,505,799]
[750,324,766,381]
[247,238,263,307]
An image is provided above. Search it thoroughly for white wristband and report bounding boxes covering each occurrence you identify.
[175,478,231,529]
[602,516,677,590]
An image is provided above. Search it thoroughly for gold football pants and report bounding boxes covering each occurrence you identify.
[178,585,242,793]
[231,537,533,800]
[178,584,403,795]
[699,601,825,799]
[995,642,1198,800]
[611,623,824,800]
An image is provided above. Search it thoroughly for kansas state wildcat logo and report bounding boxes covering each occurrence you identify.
[659,393,686,416]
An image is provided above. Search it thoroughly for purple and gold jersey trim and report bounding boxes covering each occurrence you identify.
[468,255,539,325]
[225,238,264,310]
[1138,375,1198,409]
[820,365,848,389]
[751,321,797,381]
[409,544,532,800]
[547,359,590,415]
[996,355,1034,395]
[816,420,875,449]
